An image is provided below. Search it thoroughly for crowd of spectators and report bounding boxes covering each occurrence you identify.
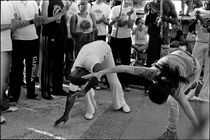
[1,1,209,139]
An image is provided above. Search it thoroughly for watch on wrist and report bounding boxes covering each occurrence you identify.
[29,19,34,24]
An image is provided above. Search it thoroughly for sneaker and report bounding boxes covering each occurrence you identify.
[116,104,130,113]
[194,96,209,102]
[3,106,18,113]
[95,86,101,90]
[85,113,94,120]
[186,91,195,101]
[122,104,130,113]
[144,90,149,96]
[123,86,131,92]
[21,81,26,87]
[157,129,178,140]
[52,90,69,96]
[0,116,6,124]
[26,93,38,99]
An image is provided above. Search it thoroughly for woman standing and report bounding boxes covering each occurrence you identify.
[70,0,97,57]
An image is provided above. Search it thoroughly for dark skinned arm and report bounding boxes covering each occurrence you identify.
[54,64,102,126]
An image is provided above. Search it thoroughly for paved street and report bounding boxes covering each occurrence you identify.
[1,84,206,139]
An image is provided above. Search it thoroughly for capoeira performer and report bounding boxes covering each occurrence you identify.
[54,40,130,126]
[83,49,201,139]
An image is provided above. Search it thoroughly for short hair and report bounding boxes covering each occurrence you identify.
[148,81,170,104]
[135,17,143,26]
[69,67,90,86]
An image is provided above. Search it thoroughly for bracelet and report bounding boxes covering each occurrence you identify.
[29,19,34,24]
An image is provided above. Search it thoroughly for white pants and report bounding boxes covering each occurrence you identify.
[69,50,127,115]
[192,42,209,102]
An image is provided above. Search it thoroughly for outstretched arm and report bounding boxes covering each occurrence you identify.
[83,65,158,81]
[54,76,99,126]
[175,93,199,128]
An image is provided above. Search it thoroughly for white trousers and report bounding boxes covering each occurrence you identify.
[69,50,127,115]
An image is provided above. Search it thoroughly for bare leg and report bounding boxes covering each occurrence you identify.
[54,92,76,126]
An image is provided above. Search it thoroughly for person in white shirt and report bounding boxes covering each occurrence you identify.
[8,0,45,102]
[91,0,111,41]
[1,0,43,124]
[54,40,130,126]
[64,0,79,83]
[109,0,136,91]
[186,2,210,102]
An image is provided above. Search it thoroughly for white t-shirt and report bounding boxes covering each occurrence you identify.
[110,5,136,38]
[132,25,148,45]
[91,2,111,36]
[11,1,39,40]
[71,40,111,72]
[66,2,79,36]
[1,1,14,52]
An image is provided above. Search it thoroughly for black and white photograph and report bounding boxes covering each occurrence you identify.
[1,0,209,139]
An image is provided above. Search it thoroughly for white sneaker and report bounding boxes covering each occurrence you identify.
[85,113,94,120]
[4,106,18,113]
[194,96,209,102]
[122,104,130,113]
[0,115,6,124]
[186,91,195,101]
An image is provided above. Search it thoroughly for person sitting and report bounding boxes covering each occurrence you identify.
[132,17,148,53]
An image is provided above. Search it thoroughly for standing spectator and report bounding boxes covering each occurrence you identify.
[186,2,210,102]
[70,0,98,57]
[91,0,111,89]
[109,0,136,91]
[91,0,111,41]
[144,0,178,93]
[64,0,79,84]
[1,0,20,124]
[8,0,45,102]
[40,0,70,100]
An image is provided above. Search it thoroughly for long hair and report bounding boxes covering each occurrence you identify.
[154,63,189,89]
[148,62,189,104]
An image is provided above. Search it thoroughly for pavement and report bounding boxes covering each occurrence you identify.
[1,83,208,139]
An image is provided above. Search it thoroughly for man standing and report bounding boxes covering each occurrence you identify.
[40,0,69,99]
[91,0,111,41]
[8,0,44,102]
[109,0,136,91]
